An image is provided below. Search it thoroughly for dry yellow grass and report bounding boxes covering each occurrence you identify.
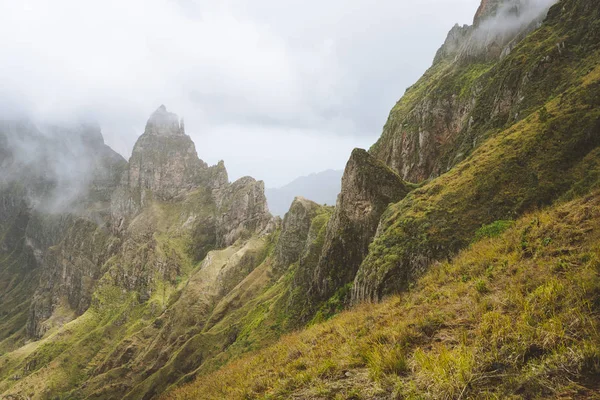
[166,191,600,400]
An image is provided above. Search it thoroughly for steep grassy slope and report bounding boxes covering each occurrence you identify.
[162,2,600,397]
[353,0,600,301]
[355,61,600,301]
[2,1,600,399]
[0,193,334,399]
[167,190,600,400]
[0,190,249,398]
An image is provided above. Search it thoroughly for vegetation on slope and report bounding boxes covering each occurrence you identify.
[354,46,600,301]
[371,0,600,183]
[3,2,600,399]
[0,203,40,353]
[0,193,335,399]
[167,190,600,400]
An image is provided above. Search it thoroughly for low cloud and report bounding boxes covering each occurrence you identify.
[0,120,120,213]
[471,0,558,50]
[0,0,481,187]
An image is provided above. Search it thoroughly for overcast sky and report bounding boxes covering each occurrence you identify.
[0,0,480,187]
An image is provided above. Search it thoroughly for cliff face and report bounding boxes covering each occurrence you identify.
[273,197,321,272]
[0,192,40,352]
[309,149,411,303]
[353,0,600,301]
[0,121,127,340]
[474,0,505,24]
[126,105,208,201]
[26,218,120,338]
[373,0,558,184]
[214,176,273,247]
[0,105,280,399]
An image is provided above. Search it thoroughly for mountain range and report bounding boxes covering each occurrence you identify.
[0,0,599,399]
[265,170,343,217]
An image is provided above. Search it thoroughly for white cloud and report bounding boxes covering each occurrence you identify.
[0,0,480,187]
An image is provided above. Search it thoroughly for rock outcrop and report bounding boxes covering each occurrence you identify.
[125,105,207,201]
[309,149,411,302]
[215,176,272,247]
[371,0,560,184]
[474,0,505,24]
[273,197,321,272]
[436,0,556,64]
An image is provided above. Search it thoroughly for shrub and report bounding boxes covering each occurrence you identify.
[474,220,514,241]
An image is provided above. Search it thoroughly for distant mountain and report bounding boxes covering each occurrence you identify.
[266,169,343,216]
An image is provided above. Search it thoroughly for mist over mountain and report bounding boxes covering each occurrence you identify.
[265,169,343,216]
[0,119,125,213]
[1,0,600,399]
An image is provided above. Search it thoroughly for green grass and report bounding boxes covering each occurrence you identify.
[355,58,600,301]
[474,220,515,241]
[3,3,600,399]
[166,190,600,400]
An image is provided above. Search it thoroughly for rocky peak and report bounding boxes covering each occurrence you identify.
[433,23,471,65]
[273,196,321,271]
[474,0,505,25]
[435,0,556,63]
[214,176,272,247]
[201,160,229,191]
[125,106,207,201]
[310,149,411,302]
[144,105,185,137]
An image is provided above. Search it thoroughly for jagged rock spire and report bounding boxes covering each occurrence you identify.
[124,105,206,200]
[144,105,185,136]
[310,149,411,303]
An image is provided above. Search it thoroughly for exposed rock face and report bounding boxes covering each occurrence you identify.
[353,0,600,303]
[202,160,229,192]
[372,91,475,183]
[0,121,127,340]
[433,24,472,64]
[273,197,321,271]
[110,106,231,232]
[0,199,40,350]
[437,0,556,64]
[310,149,411,302]
[285,204,332,326]
[144,104,184,137]
[215,176,272,247]
[27,218,120,338]
[125,105,207,201]
[474,0,505,25]
[371,0,559,184]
